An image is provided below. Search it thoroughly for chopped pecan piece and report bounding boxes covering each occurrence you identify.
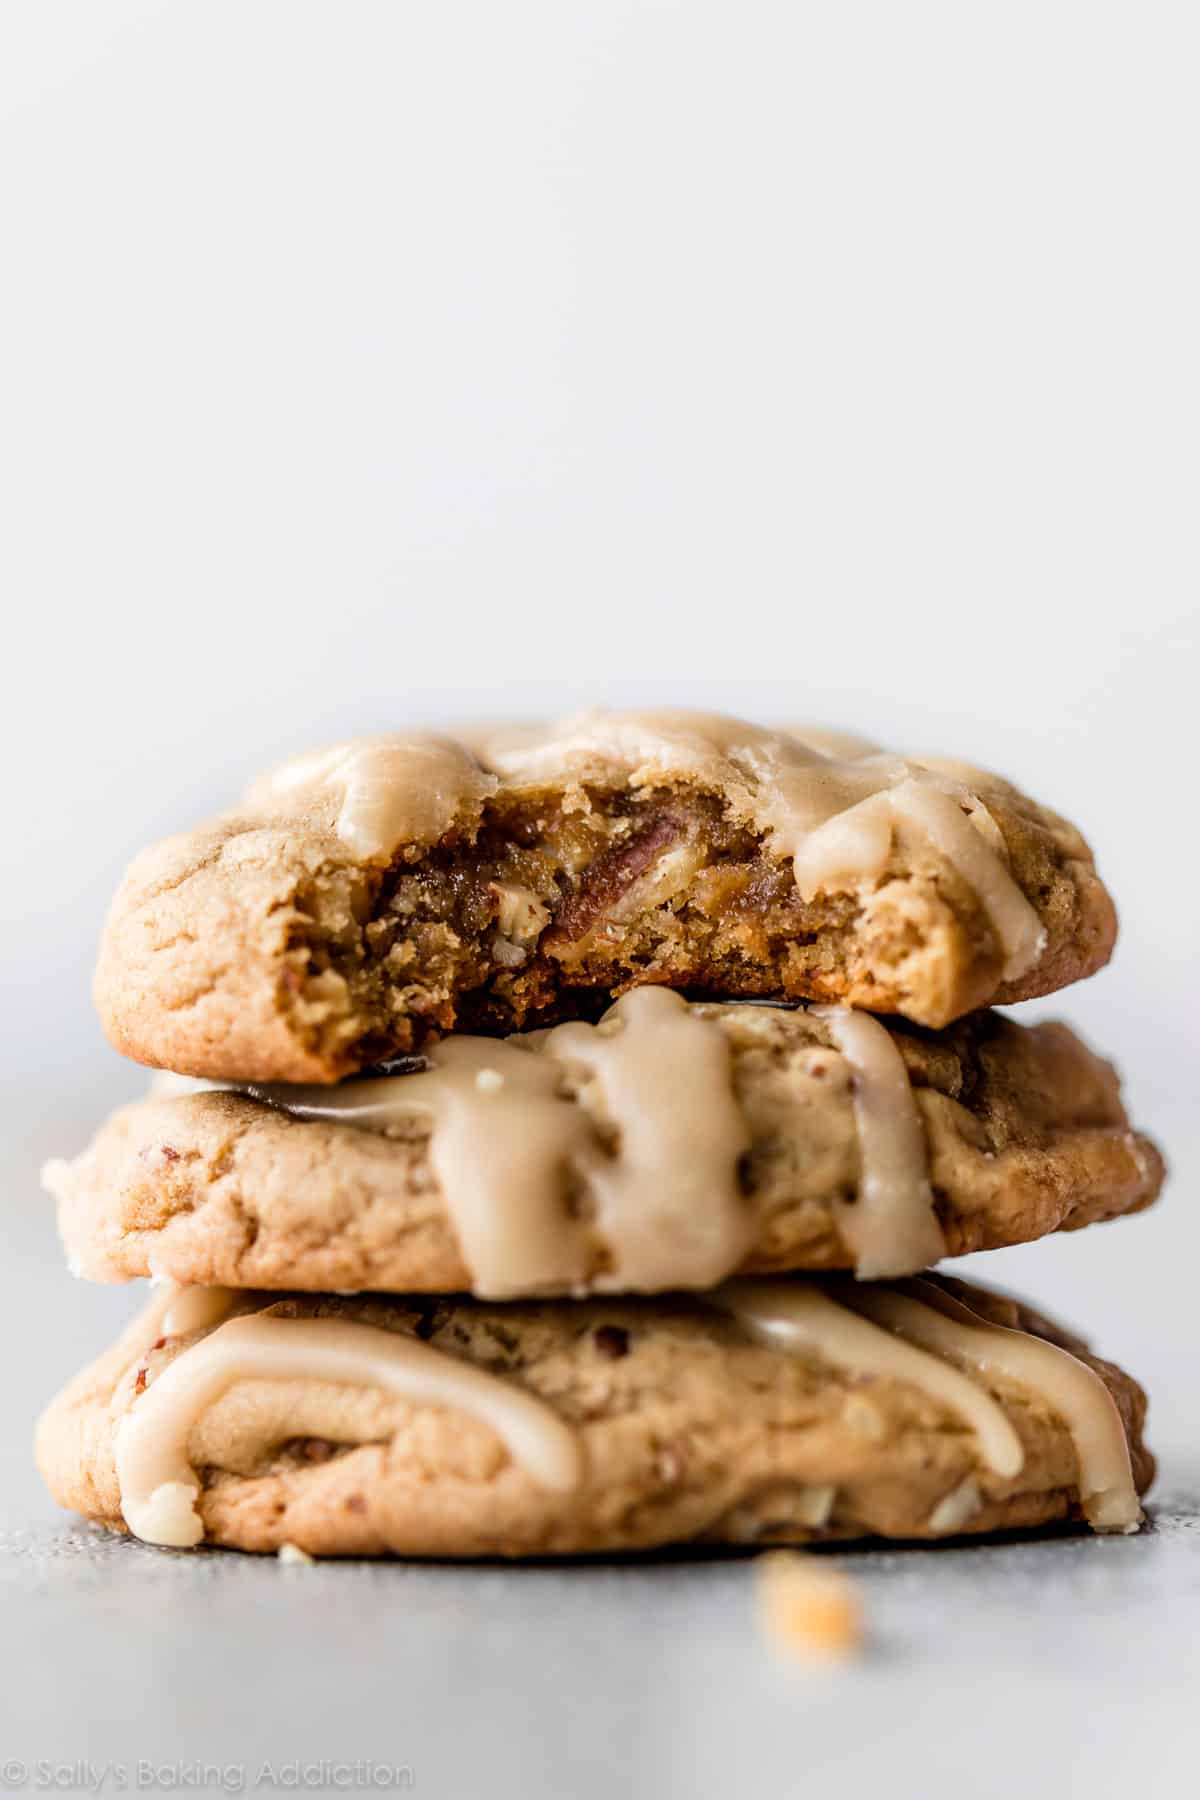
[543,814,685,949]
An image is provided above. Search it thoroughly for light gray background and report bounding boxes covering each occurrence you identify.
[0,4,1197,1795]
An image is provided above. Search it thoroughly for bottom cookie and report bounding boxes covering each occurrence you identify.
[36,1276,1153,1557]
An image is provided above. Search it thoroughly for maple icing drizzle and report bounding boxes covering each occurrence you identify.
[241,995,949,1287]
[114,1276,1139,1547]
[248,711,1045,979]
[244,734,496,860]
[116,1312,583,1547]
[248,988,754,1299]
[161,1285,237,1337]
[845,1278,1141,1531]
[809,1005,945,1278]
[717,1279,1024,1479]
[716,1276,1140,1533]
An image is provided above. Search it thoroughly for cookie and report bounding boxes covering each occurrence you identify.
[93,711,1117,1082]
[35,1274,1153,1556]
[49,995,1162,1298]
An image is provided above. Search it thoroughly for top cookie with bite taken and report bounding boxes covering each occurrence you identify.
[94,710,1117,1083]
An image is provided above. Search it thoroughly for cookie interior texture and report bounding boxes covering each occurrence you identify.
[93,715,1117,1082]
[36,1277,1153,1558]
[52,1007,1163,1297]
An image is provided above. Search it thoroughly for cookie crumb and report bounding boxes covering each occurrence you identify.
[277,1542,315,1566]
[756,1552,864,1660]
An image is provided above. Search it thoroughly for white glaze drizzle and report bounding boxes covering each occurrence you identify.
[809,1005,945,1278]
[116,1313,582,1547]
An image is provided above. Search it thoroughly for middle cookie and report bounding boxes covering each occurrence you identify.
[51,993,1161,1300]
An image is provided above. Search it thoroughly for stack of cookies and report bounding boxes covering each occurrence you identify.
[38,712,1163,1555]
